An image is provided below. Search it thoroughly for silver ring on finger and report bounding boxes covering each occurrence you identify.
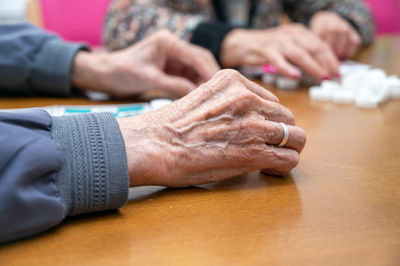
[278,122,289,147]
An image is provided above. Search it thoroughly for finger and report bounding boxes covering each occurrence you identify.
[258,145,300,173]
[157,72,196,97]
[171,39,220,80]
[314,42,340,78]
[239,74,280,103]
[189,45,220,79]
[201,48,221,74]
[246,97,295,125]
[242,115,304,151]
[324,32,336,53]
[347,30,361,58]
[284,44,328,80]
[335,33,348,59]
[295,34,339,78]
[310,24,323,38]
[263,121,306,152]
[265,49,302,79]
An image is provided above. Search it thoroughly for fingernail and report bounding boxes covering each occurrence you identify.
[322,75,330,80]
[335,72,341,78]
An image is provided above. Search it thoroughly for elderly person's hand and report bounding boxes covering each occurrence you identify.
[220,24,339,81]
[310,11,362,59]
[117,70,306,187]
[71,30,219,98]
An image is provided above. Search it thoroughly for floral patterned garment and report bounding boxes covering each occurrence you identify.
[104,0,374,51]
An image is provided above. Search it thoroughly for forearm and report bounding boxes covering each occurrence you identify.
[0,110,129,243]
[0,23,89,96]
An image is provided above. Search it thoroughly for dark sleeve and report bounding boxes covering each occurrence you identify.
[190,22,235,64]
[0,109,129,244]
[283,0,374,45]
[0,23,89,96]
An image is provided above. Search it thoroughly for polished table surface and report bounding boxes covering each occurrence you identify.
[1,37,400,266]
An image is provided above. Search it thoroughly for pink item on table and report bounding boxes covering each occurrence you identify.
[262,64,277,74]
[39,0,111,46]
[364,0,400,34]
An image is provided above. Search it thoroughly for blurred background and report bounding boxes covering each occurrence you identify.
[1,0,399,47]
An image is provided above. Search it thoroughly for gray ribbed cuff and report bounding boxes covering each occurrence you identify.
[50,112,129,216]
[31,38,89,97]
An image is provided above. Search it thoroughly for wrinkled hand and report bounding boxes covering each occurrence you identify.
[221,24,339,80]
[71,30,219,98]
[310,11,361,59]
[117,70,306,187]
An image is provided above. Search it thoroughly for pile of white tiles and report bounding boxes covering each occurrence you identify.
[240,62,400,108]
[241,65,301,90]
[309,61,400,108]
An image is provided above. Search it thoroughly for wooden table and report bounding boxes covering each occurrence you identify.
[1,37,400,266]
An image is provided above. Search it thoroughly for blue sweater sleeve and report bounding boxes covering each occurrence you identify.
[0,23,89,96]
[0,109,129,244]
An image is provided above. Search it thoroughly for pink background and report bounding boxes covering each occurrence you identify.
[40,0,111,46]
[39,0,400,46]
[364,0,400,34]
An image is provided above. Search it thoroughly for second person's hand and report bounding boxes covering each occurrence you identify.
[118,70,306,187]
[220,24,340,81]
[71,30,220,98]
[310,11,362,59]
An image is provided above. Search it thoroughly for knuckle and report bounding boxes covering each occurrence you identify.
[332,27,344,34]
[337,25,347,33]
[216,69,245,86]
[228,90,257,113]
[281,105,295,125]
[152,30,175,45]
[203,49,214,59]
[287,49,303,61]
[156,29,173,39]
[320,42,330,52]
[287,115,295,126]
[236,89,254,106]
[288,115,295,126]
[293,23,306,31]
[308,44,319,54]
[323,25,335,32]
[353,36,361,46]
[220,68,242,79]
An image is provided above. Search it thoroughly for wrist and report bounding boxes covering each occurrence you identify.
[220,29,249,68]
[310,11,336,24]
[117,117,166,187]
[71,52,110,92]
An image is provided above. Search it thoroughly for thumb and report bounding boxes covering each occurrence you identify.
[158,73,197,98]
